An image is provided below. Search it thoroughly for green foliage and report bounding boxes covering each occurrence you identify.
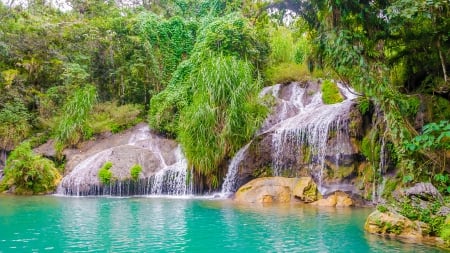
[178,55,267,185]
[265,62,310,84]
[0,101,31,150]
[406,120,450,152]
[321,80,344,104]
[54,85,97,149]
[441,221,450,245]
[0,142,61,194]
[89,102,143,134]
[130,164,142,181]
[377,205,388,213]
[357,97,371,115]
[98,161,113,185]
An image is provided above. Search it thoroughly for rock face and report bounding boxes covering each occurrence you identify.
[223,81,365,197]
[365,210,430,239]
[50,123,192,196]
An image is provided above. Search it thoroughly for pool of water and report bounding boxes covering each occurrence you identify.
[0,195,445,252]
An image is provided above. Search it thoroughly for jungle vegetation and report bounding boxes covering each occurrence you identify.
[0,0,448,198]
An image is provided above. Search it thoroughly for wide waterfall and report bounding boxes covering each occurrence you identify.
[221,81,359,194]
[57,124,193,196]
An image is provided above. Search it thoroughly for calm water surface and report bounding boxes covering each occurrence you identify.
[0,195,445,252]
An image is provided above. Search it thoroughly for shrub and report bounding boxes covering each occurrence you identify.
[54,85,97,149]
[130,164,142,181]
[0,101,32,150]
[0,142,61,194]
[89,102,143,134]
[98,161,113,185]
[264,62,310,84]
[321,80,344,104]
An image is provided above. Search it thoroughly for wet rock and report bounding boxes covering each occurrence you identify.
[365,210,429,239]
[234,177,297,203]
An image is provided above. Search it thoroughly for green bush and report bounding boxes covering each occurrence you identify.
[54,85,97,150]
[0,101,32,150]
[89,102,143,134]
[178,55,267,187]
[98,161,113,185]
[0,142,61,194]
[321,80,344,104]
[130,164,142,181]
[264,62,310,84]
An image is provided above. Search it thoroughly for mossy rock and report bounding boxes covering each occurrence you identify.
[293,177,322,202]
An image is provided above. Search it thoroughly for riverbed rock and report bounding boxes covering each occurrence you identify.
[404,182,443,203]
[364,210,430,239]
[234,177,298,203]
[310,191,353,207]
[293,177,321,202]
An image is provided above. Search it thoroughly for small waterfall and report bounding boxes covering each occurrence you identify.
[373,135,388,203]
[0,149,7,180]
[221,143,251,195]
[269,81,356,192]
[57,125,192,196]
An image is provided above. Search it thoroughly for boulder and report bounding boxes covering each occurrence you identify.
[293,177,321,202]
[234,177,298,203]
[310,191,353,207]
[364,210,430,239]
[405,182,443,203]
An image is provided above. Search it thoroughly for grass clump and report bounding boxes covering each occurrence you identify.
[265,62,310,84]
[98,161,113,185]
[321,80,344,104]
[130,164,142,181]
[0,142,61,194]
[54,85,97,150]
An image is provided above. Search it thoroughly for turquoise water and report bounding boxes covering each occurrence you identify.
[0,196,445,252]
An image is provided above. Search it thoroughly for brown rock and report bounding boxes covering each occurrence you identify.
[234,177,298,203]
[364,210,428,239]
[310,191,353,207]
[293,177,321,202]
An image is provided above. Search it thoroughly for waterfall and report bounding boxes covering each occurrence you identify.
[221,143,251,196]
[56,125,192,196]
[0,149,7,180]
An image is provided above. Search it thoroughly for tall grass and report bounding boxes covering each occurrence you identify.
[178,55,267,188]
[54,85,97,150]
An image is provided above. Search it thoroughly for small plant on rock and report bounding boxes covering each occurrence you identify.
[130,164,142,181]
[98,161,113,185]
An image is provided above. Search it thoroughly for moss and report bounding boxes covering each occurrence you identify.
[265,62,311,85]
[385,222,404,235]
[321,80,344,104]
[382,178,399,199]
[238,186,252,192]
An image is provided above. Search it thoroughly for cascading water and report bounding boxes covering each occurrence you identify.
[0,149,7,180]
[269,82,357,192]
[57,125,192,196]
[221,143,251,196]
[221,81,359,195]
